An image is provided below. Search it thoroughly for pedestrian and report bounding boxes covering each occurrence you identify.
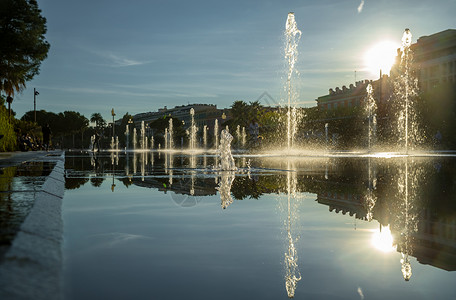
[42,123,52,151]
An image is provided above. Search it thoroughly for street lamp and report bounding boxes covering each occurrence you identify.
[34,88,39,123]
[111,108,116,139]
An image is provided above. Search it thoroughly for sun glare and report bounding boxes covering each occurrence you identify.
[371,225,396,253]
[364,41,399,76]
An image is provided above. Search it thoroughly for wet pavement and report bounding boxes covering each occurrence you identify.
[0,150,65,300]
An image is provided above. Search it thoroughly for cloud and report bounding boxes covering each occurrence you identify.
[358,0,365,13]
[357,286,365,300]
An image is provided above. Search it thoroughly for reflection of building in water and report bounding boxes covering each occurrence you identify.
[315,181,456,273]
[131,176,217,197]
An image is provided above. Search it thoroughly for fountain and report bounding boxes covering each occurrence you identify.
[214,119,219,150]
[133,128,137,150]
[284,12,302,150]
[189,108,198,150]
[365,84,377,151]
[241,126,246,149]
[168,118,173,150]
[164,128,168,150]
[140,121,146,150]
[203,125,208,149]
[219,129,237,171]
[393,28,420,154]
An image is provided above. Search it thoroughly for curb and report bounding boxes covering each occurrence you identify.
[0,152,65,300]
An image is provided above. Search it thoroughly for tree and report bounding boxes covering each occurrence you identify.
[0,0,50,97]
[90,113,106,131]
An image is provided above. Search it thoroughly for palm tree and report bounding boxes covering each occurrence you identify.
[90,113,106,131]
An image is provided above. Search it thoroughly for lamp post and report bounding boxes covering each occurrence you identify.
[111,108,116,139]
[34,88,39,123]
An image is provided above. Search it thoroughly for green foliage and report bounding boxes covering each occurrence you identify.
[0,0,50,96]
[0,97,16,151]
[90,113,106,131]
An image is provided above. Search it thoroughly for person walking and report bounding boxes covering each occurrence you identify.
[42,123,52,151]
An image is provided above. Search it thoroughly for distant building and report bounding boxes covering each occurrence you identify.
[316,77,391,110]
[130,103,231,131]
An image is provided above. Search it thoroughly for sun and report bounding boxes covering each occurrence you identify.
[364,41,399,76]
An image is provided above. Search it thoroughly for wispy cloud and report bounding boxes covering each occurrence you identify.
[357,286,365,300]
[358,0,365,13]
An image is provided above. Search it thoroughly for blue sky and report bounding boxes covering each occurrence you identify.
[12,0,456,121]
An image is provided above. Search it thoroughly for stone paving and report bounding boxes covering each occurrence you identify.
[0,151,65,300]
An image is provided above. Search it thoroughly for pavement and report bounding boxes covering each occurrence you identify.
[0,150,65,300]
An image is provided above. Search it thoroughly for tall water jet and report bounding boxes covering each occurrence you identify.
[236,125,241,149]
[214,119,219,150]
[284,12,302,150]
[140,121,146,150]
[393,28,420,154]
[168,118,174,150]
[150,136,154,150]
[241,127,247,149]
[133,128,137,150]
[365,84,377,151]
[125,124,130,150]
[219,129,237,171]
[164,128,168,150]
[189,108,198,150]
[203,125,208,149]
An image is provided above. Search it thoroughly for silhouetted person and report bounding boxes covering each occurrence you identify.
[42,123,51,151]
[92,131,101,152]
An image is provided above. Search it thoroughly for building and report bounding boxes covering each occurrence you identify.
[316,28,456,110]
[129,103,230,131]
[412,29,456,91]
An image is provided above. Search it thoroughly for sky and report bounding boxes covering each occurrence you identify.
[12,0,456,121]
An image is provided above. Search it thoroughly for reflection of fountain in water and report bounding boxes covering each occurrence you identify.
[217,171,236,209]
[283,161,301,298]
[284,12,302,150]
[394,158,420,281]
[364,158,377,221]
[219,129,237,171]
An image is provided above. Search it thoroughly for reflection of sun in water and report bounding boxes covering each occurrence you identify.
[371,225,396,253]
[364,41,399,76]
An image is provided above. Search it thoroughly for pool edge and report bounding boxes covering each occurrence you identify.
[0,152,65,300]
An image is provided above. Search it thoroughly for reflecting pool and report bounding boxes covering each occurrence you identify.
[63,151,456,299]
